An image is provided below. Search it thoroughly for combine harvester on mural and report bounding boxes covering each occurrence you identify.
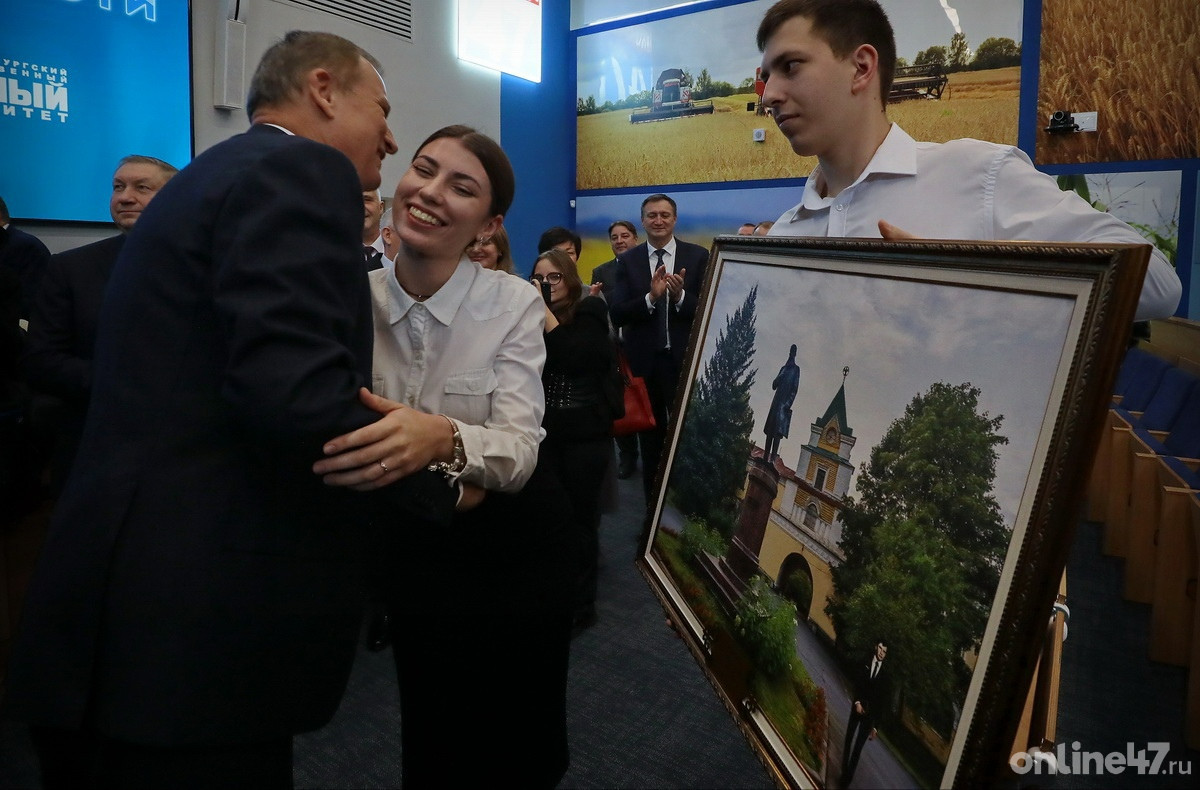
[629,68,715,123]
[888,62,949,101]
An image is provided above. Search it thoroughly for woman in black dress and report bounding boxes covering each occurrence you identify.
[531,248,621,633]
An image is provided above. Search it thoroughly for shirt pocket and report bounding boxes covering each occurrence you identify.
[442,367,497,425]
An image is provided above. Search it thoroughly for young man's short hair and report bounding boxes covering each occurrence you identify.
[756,0,897,109]
[536,226,582,256]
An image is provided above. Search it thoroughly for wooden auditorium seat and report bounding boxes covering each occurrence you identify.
[1124,395,1200,603]
[1187,492,1200,751]
[1102,366,1198,556]
[1088,347,1172,524]
[1149,484,1198,666]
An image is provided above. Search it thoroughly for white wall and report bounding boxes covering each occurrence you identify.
[34,0,502,253]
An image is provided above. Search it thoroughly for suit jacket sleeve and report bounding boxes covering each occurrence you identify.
[208,144,379,446]
[609,249,652,329]
[673,242,708,322]
[24,252,91,403]
[0,228,51,320]
[208,143,454,521]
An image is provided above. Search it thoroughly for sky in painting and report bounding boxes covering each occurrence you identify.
[678,254,1079,530]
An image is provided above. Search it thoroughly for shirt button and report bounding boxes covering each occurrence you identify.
[835,204,845,212]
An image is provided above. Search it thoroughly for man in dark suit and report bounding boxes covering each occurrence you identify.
[4,31,453,787]
[609,194,708,502]
[0,195,51,321]
[362,188,385,270]
[842,640,891,786]
[0,199,53,524]
[23,155,178,494]
[591,219,640,479]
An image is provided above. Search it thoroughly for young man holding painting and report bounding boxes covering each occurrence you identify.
[756,0,1180,322]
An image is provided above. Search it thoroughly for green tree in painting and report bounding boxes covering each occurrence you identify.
[971,37,1022,70]
[835,516,966,721]
[914,45,948,69]
[828,382,1008,723]
[669,286,758,534]
[948,32,970,71]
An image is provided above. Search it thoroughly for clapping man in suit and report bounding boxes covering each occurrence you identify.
[24,155,178,494]
[590,219,637,295]
[842,640,890,786]
[609,194,708,502]
[6,31,454,787]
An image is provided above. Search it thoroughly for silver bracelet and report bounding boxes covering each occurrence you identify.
[426,415,465,475]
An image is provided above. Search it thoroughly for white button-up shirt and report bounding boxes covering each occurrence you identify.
[368,260,546,492]
[644,237,687,313]
[768,124,1181,321]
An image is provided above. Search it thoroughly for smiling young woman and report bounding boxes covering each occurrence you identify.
[312,126,573,787]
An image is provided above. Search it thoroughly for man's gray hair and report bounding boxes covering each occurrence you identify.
[246,31,382,121]
[116,155,179,179]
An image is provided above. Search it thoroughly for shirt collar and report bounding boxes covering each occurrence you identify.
[257,122,295,136]
[793,123,917,214]
[385,257,475,326]
[649,237,677,260]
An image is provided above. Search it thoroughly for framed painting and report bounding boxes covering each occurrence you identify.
[636,236,1150,788]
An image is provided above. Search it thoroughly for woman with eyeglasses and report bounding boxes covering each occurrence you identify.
[464,223,512,273]
[531,248,623,635]
[312,126,571,787]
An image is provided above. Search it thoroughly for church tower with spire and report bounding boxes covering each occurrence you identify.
[779,367,857,552]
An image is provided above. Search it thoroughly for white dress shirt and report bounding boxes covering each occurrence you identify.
[644,237,687,312]
[368,259,546,492]
[768,124,1181,321]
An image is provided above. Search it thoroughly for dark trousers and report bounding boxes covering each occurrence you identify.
[615,432,639,465]
[841,706,873,784]
[379,459,574,789]
[638,349,681,504]
[388,604,571,788]
[31,725,293,790]
[540,435,612,613]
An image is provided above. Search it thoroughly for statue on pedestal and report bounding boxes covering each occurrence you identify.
[763,344,800,461]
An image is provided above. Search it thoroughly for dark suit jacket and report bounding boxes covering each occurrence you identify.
[0,224,52,319]
[608,239,708,378]
[24,234,125,403]
[4,125,453,745]
[850,654,890,723]
[0,264,21,404]
[589,257,618,300]
[22,234,125,491]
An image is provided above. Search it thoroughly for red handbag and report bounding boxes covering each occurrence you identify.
[612,350,656,437]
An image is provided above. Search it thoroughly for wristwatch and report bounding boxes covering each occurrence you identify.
[427,415,466,476]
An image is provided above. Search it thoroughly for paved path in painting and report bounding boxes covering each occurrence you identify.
[793,622,920,789]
